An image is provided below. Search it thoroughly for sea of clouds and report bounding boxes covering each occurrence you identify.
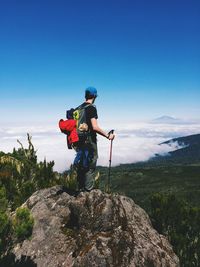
[1,120,200,172]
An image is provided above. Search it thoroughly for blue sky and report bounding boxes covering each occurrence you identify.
[0,0,200,124]
[0,0,200,170]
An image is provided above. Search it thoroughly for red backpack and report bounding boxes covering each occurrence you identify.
[59,104,92,149]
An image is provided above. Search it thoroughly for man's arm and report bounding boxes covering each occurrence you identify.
[91,118,115,140]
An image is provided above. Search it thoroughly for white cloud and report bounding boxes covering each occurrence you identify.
[0,120,200,172]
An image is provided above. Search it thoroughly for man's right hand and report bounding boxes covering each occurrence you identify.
[108,133,115,140]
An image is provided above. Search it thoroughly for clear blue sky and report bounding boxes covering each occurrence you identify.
[0,0,200,124]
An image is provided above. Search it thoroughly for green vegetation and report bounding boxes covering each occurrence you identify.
[98,163,200,267]
[98,164,200,209]
[0,188,10,254]
[0,190,34,255]
[64,165,79,191]
[0,134,67,260]
[1,134,200,266]
[150,133,200,165]
[150,193,200,267]
[12,207,34,241]
[0,134,61,210]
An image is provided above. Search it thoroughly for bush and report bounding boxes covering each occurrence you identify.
[0,187,10,255]
[0,187,8,213]
[0,212,10,255]
[12,207,34,241]
[65,165,78,191]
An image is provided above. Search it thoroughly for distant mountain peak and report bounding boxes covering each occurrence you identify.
[156,115,177,120]
[152,116,181,124]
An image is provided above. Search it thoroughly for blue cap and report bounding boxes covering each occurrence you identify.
[85,87,98,97]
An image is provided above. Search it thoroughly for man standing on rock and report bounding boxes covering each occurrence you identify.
[72,87,115,192]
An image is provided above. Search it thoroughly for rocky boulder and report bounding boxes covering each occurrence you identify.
[11,186,179,267]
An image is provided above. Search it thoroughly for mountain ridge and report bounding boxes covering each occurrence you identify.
[152,133,200,165]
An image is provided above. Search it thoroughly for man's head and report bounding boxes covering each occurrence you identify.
[85,87,98,101]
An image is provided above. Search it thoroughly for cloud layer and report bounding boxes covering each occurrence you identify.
[1,120,200,172]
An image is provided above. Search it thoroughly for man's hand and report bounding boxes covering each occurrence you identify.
[107,130,115,140]
[108,133,115,140]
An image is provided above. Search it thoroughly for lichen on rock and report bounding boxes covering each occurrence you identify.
[10,186,179,267]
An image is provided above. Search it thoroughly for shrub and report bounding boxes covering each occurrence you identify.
[12,207,34,241]
[0,187,10,255]
[65,165,78,191]
[0,212,10,255]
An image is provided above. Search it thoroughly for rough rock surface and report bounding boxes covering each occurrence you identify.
[12,186,179,267]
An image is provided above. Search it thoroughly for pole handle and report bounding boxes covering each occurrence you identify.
[108,129,114,137]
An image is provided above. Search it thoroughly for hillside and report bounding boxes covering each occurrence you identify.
[97,134,200,209]
[151,133,200,165]
[98,165,200,210]
[162,133,200,146]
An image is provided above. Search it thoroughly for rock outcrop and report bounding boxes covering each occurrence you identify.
[11,186,179,267]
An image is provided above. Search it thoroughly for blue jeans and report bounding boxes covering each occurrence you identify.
[73,140,98,191]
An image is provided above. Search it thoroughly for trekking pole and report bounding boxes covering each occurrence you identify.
[107,130,114,193]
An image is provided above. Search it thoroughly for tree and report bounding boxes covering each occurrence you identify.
[150,192,200,267]
[0,187,10,256]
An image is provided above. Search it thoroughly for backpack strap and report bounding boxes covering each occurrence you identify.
[73,103,94,120]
